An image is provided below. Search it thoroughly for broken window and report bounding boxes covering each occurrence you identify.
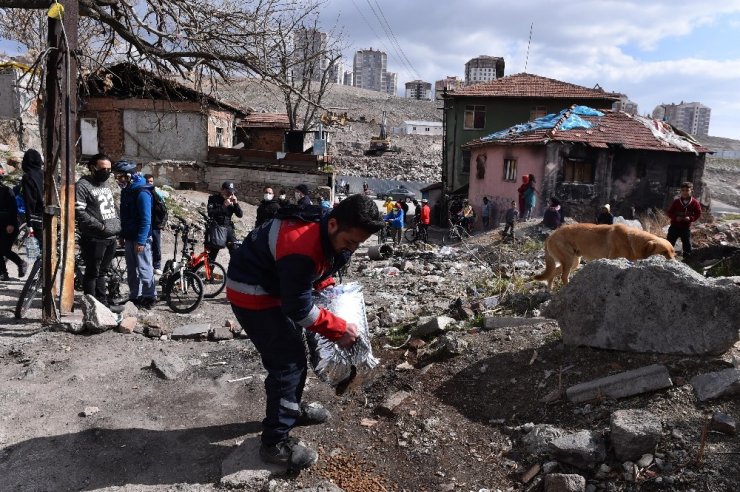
[529,106,547,121]
[462,149,471,174]
[667,165,694,187]
[464,105,486,129]
[563,159,594,183]
[503,159,517,181]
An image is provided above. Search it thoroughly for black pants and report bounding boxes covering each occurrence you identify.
[667,225,692,255]
[80,236,117,302]
[0,232,23,275]
[503,220,515,236]
[207,227,237,263]
[151,228,162,269]
[231,304,307,446]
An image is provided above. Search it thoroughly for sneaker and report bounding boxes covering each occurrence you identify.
[259,437,318,470]
[18,260,28,278]
[154,268,163,275]
[294,402,331,427]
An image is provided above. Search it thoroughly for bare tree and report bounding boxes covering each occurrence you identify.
[0,1,338,90]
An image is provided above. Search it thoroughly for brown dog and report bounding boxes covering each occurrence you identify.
[534,223,676,291]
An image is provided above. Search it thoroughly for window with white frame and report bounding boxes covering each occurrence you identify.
[503,159,517,181]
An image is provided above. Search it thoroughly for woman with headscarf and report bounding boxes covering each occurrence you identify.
[20,149,44,246]
[517,174,529,218]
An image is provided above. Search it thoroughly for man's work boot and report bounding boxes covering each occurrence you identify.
[259,437,318,470]
[294,402,331,427]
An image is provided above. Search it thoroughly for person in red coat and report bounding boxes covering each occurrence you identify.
[517,174,529,218]
[666,181,701,255]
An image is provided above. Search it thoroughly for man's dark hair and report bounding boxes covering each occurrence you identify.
[144,174,154,181]
[681,181,693,189]
[329,194,384,233]
[87,153,111,168]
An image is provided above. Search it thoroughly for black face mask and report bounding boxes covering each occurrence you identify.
[93,168,111,183]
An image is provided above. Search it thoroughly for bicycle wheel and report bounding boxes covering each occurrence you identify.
[442,229,460,244]
[15,259,42,319]
[14,223,29,249]
[377,228,387,244]
[404,227,418,243]
[165,269,204,313]
[108,252,130,305]
[193,261,226,298]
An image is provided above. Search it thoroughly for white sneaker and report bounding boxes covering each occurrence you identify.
[154,268,163,275]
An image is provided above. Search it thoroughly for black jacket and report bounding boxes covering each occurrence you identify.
[207,193,243,227]
[255,198,280,228]
[21,149,43,230]
[0,183,19,230]
[75,175,121,239]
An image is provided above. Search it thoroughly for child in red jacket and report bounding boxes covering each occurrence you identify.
[666,182,701,255]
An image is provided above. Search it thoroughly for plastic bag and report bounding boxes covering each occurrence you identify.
[307,282,378,390]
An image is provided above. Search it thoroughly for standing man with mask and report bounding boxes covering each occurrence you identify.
[75,154,121,304]
[255,186,280,228]
[226,194,384,470]
[113,160,156,309]
[207,181,243,262]
[294,184,312,208]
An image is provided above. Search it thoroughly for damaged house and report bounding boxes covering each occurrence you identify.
[79,62,246,188]
[463,105,711,222]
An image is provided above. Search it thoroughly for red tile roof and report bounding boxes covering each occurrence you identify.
[447,73,621,100]
[464,110,710,154]
[238,113,290,128]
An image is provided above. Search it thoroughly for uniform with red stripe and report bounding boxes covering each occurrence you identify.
[226,215,351,341]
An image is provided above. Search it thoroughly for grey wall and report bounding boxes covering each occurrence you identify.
[123,110,207,162]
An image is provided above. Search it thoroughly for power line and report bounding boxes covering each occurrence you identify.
[371,0,422,80]
[524,22,533,73]
[362,0,415,82]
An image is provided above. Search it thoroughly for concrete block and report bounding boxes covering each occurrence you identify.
[548,430,606,469]
[151,353,187,380]
[172,323,211,339]
[376,390,411,416]
[544,473,586,492]
[566,364,672,403]
[610,409,662,461]
[690,368,740,401]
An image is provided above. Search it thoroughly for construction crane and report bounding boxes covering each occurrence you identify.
[365,110,392,156]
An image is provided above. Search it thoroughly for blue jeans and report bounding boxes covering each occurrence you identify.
[124,237,156,301]
[151,228,162,270]
[231,304,307,446]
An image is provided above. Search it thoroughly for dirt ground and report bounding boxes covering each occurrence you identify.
[1,194,739,492]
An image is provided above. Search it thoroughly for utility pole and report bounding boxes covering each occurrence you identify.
[41,1,78,322]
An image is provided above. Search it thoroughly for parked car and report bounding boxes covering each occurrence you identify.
[379,186,415,201]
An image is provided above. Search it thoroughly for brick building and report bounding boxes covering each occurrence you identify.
[235,113,290,152]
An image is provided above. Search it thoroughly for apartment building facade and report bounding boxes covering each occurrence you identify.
[435,76,465,99]
[405,79,432,100]
[464,56,505,86]
[652,102,711,136]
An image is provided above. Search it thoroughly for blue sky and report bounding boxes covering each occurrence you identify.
[319,0,740,140]
[2,0,739,139]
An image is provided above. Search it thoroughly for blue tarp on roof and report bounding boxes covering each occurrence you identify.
[480,105,604,142]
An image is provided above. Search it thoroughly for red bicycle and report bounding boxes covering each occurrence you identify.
[181,214,226,298]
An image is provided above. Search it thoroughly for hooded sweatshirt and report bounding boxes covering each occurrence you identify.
[21,149,43,230]
[120,174,153,244]
[75,175,121,239]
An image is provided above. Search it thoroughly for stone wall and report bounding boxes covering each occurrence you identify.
[205,165,332,203]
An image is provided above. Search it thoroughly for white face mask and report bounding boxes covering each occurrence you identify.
[279,194,286,200]
[295,192,302,200]
[264,193,274,201]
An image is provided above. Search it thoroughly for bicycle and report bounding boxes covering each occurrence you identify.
[377,222,393,244]
[159,216,204,313]
[14,257,42,319]
[188,211,227,298]
[442,218,471,244]
[404,217,429,244]
[74,241,129,305]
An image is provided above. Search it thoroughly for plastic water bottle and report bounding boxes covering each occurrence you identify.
[25,229,40,263]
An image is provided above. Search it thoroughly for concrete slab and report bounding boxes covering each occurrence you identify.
[171,323,211,339]
[482,316,548,331]
[566,364,672,403]
[220,436,287,488]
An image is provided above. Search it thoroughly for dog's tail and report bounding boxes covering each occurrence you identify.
[534,238,556,283]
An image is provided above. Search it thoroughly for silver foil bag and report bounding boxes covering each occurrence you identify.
[307,282,379,388]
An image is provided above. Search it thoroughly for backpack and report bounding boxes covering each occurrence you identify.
[137,188,168,229]
[13,184,25,215]
[274,203,326,223]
